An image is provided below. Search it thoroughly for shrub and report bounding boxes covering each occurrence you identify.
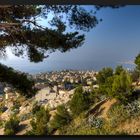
[28,107,50,135]
[69,86,90,117]
[4,116,20,135]
[4,129,15,135]
[50,104,72,130]
[88,116,104,128]
[107,103,129,127]
[32,102,41,115]
[96,67,113,85]
[115,65,124,75]
[124,100,140,117]
[110,70,133,103]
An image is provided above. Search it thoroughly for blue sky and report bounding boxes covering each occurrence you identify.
[0,5,140,74]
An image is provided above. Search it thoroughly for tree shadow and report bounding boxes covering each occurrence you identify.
[17,124,27,133]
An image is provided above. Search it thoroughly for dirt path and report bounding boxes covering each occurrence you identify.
[97,98,117,120]
[86,98,117,120]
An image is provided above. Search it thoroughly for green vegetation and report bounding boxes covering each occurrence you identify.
[1,5,139,135]
[96,67,113,85]
[97,66,133,103]
[107,103,128,127]
[69,86,91,117]
[0,64,36,98]
[111,70,133,103]
[115,65,124,75]
[4,116,20,135]
[50,104,72,131]
[27,107,50,135]
[32,102,41,115]
[12,100,21,112]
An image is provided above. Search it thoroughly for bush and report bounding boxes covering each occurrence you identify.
[4,129,15,135]
[107,103,129,127]
[32,102,41,115]
[96,67,113,85]
[13,100,21,110]
[28,107,50,135]
[124,100,140,117]
[69,86,90,117]
[88,116,104,128]
[0,63,36,98]
[50,104,72,130]
[4,116,20,135]
[111,71,133,103]
[115,65,124,75]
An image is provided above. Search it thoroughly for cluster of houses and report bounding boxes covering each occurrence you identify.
[32,70,99,109]
[32,70,98,86]
[0,70,99,120]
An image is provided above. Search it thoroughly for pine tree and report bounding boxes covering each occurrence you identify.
[69,86,90,116]
[50,104,71,130]
[28,107,50,135]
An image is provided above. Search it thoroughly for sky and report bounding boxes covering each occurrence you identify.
[0,5,140,74]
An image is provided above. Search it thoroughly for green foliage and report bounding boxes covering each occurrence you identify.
[135,53,140,71]
[28,107,50,135]
[4,116,20,135]
[107,103,129,127]
[0,5,100,62]
[32,102,41,115]
[0,102,7,113]
[112,71,133,102]
[50,104,72,131]
[115,65,124,75]
[88,116,104,128]
[96,67,113,85]
[0,63,36,97]
[59,113,128,135]
[97,67,133,103]
[99,76,114,96]
[69,86,90,117]
[88,89,100,103]
[12,100,21,111]
[4,129,15,135]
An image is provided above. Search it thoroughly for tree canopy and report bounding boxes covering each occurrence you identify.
[0,5,101,62]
